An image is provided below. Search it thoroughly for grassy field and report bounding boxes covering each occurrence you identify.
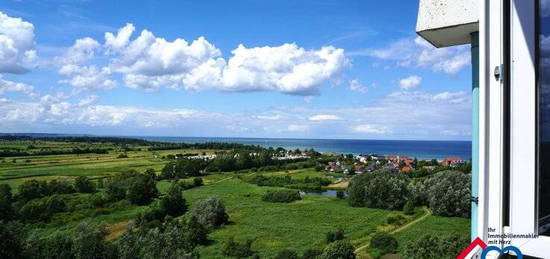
[0,140,220,188]
[0,139,470,258]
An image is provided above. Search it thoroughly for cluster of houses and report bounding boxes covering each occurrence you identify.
[322,154,468,174]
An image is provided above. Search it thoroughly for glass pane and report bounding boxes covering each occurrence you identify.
[538,0,550,236]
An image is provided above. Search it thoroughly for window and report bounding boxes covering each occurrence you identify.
[538,0,550,236]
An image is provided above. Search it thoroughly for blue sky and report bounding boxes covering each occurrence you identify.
[0,0,472,140]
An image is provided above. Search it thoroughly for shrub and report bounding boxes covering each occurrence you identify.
[183,216,209,247]
[369,232,398,255]
[347,170,409,210]
[106,171,158,205]
[403,233,469,259]
[161,162,176,179]
[262,189,301,203]
[160,183,188,217]
[326,228,345,243]
[423,171,471,217]
[117,153,128,158]
[0,221,24,259]
[0,184,14,221]
[221,237,254,258]
[408,180,428,206]
[275,249,298,259]
[175,159,207,178]
[71,222,111,259]
[302,248,322,259]
[193,177,203,187]
[386,214,406,226]
[19,195,67,222]
[319,240,355,259]
[117,221,199,259]
[191,197,229,228]
[336,190,346,199]
[127,174,158,205]
[74,176,96,193]
[403,201,415,215]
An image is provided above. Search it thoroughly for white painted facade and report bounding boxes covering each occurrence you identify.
[418,0,550,258]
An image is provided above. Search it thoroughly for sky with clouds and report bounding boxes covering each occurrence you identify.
[0,0,472,140]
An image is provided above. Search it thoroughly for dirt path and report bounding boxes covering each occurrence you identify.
[354,207,432,253]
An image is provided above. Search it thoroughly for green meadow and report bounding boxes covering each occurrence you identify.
[0,139,470,258]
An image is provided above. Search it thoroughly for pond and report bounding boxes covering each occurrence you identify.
[300,190,348,198]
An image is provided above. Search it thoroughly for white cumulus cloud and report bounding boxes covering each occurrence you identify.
[399,75,422,90]
[55,24,348,95]
[0,11,37,74]
[353,124,390,134]
[309,114,342,121]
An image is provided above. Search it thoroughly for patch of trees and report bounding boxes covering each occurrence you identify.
[106,170,158,205]
[0,147,110,158]
[262,190,301,203]
[347,170,410,210]
[348,169,471,218]
[147,142,255,151]
[117,220,201,259]
[161,159,208,179]
[160,151,314,180]
[411,170,471,218]
[16,179,76,203]
[403,233,469,259]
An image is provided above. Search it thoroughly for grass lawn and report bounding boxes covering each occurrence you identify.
[393,215,470,253]
[182,177,390,258]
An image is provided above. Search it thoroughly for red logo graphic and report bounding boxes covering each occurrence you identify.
[456,237,488,259]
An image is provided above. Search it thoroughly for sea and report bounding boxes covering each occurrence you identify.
[135,137,471,160]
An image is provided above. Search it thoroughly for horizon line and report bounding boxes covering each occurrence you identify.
[0,132,472,143]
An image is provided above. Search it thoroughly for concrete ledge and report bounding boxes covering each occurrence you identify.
[416,0,479,47]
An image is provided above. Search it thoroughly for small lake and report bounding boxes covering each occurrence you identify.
[300,190,348,198]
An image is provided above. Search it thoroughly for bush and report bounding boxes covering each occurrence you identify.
[302,248,322,259]
[23,222,113,259]
[423,171,471,217]
[191,197,229,228]
[74,176,96,193]
[403,201,415,215]
[403,233,469,259]
[193,177,203,186]
[0,184,14,221]
[326,228,345,243]
[319,240,355,259]
[221,237,254,258]
[386,214,406,226]
[117,221,199,259]
[347,170,409,210]
[160,183,188,217]
[369,232,398,254]
[106,171,158,205]
[183,216,209,247]
[117,153,128,158]
[0,221,24,259]
[336,190,345,199]
[19,195,67,222]
[262,189,301,203]
[275,249,298,259]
